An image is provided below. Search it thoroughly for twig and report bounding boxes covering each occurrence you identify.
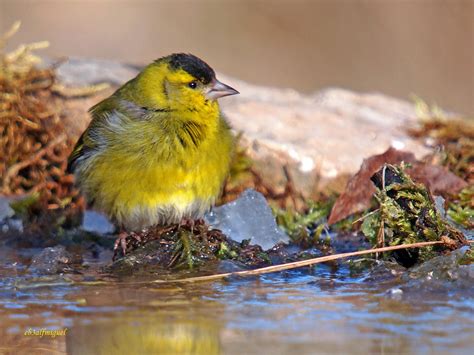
[352,208,379,224]
[376,218,385,259]
[151,240,446,284]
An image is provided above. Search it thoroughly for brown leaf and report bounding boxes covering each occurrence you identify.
[328,147,415,225]
[407,164,467,196]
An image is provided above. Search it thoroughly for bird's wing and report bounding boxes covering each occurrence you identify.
[67,130,87,173]
[66,98,114,174]
[67,91,172,174]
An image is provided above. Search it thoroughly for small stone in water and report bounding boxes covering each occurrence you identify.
[400,247,474,294]
[205,189,290,250]
[0,197,15,223]
[30,246,71,274]
[2,219,24,233]
[82,210,115,235]
[387,287,403,298]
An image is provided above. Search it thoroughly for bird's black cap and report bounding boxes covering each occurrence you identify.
[163,53,215,85]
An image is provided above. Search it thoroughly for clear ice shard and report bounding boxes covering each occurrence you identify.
[205,189,290,250]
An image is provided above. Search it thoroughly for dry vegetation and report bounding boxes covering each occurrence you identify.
[0,22,82,223]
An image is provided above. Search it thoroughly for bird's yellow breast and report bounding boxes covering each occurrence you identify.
[80,111,233,231]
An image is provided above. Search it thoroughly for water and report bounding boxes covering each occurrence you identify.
[0,242,473,355]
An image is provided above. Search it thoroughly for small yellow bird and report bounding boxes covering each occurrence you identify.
[68,53,238,253]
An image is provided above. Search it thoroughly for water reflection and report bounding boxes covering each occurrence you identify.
[68,318,221,355]
[0,249,473,354]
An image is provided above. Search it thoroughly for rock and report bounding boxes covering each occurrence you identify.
[1,219,23,234]
[219,78,430,195]
[406,247,471,283]
[55,57,431,196]
[0,196,23,233]
[55,57,140,87]
[82,210,115,235]
[386,287,404,300]
[398,247,474,295]
[205,189,289,250]
[0,196,15,222]
[29,245,72,274]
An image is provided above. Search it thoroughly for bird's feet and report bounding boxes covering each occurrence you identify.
[112,231,142,261]
[179,218,206,230]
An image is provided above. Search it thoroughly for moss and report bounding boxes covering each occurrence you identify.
[170,229,196,269]
[361,163,467,266]
[112,222,275,270]
[458,248,474,265]
[273,199,334,247]
[9,193,40,218]
[217,242,238,259]
[447,185,473,229]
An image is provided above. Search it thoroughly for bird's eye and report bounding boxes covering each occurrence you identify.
[188,81,198,89]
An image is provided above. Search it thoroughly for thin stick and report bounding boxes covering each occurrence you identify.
[151,240,445,284]
[351,208,379,225]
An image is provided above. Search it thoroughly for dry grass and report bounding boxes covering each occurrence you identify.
[0,22,82,217]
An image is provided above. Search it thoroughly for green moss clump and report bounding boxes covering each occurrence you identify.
[447,185,473,229]
[217,242,238,259]
[361,163,467,265]
[9,193,40,219]
[170,229,196,269]
[273,199,333,247]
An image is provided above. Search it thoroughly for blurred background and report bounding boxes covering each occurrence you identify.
[1,0,472,115]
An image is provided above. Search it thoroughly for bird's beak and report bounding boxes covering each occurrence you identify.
[206,79,239,100]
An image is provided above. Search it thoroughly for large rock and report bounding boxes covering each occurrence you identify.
[56,58,429,196]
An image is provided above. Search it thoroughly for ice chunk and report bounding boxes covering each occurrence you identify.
[205,189,290,250]
[82,210,115,235]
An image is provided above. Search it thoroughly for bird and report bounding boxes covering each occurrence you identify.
[67,53,238,255]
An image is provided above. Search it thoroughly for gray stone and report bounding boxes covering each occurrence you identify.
[1,219,23,233]
[53,57,140,86]
[29,246,71,274]
[0,196,15,222]
[82,210,115,235]
[205,189,289,250]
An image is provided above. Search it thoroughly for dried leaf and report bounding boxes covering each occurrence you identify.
[328,147,415,224]
[406,164,467,196]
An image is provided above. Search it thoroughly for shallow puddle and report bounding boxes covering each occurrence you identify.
[0,241,473,354]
